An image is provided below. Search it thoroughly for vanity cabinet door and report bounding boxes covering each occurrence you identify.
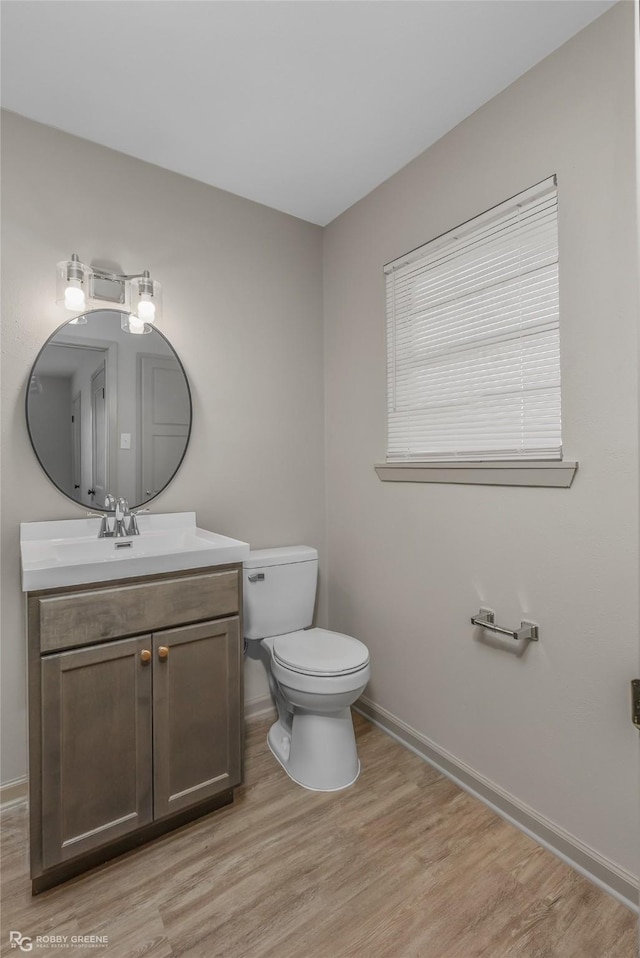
[152,618,242,819]
[40,636,153,869]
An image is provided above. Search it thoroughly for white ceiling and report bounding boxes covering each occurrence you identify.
[1,0,616,225]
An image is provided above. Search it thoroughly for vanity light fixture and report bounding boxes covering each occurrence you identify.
[127,271,159,335]
[56,254,90,323]
[56,254,162,334]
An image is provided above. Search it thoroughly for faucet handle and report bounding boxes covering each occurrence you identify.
[126,507,148,536]
[86,512,111,538]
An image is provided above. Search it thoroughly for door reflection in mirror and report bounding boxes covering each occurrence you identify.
[26,309,192,510]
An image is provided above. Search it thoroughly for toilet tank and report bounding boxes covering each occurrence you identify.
[243,546,318,640]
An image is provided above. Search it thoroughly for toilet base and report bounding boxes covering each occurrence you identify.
[267,710,361,792]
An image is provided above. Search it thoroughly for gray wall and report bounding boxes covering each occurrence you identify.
[1,110,325,786]
[323,2,638,878]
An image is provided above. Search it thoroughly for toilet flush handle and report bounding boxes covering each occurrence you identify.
[248,573,265,582]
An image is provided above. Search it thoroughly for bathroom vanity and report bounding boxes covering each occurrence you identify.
[21,515,249,893]
[20,310,252,891]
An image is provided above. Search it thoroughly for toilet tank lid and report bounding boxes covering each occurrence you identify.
[244,546,318,569]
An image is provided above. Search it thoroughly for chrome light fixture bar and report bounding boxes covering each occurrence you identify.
[56,254,162,334]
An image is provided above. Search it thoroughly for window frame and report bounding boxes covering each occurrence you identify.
[378,177,577,487]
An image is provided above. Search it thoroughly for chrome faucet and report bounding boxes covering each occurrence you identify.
[126,508,146,536]
[87,512,112,538]
[103,493,117,537]
[115,498,147,537]
[87,494,116,537]
[87,494,146,538]
[114,497,129,537]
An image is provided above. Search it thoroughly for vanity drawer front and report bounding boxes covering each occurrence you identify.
[36,570,239,653]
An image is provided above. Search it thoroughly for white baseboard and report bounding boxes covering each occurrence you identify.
[0,777,27,810]
[355,697,638,914]
[6,695,635,913]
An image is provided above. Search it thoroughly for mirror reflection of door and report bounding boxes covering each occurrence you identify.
[27,373,73,498]
[90,362,108,505]
[71,391,82,495]
[26,310,192,509]
[139,355,190,502]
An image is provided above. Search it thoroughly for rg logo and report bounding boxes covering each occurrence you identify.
[9,932,32,952]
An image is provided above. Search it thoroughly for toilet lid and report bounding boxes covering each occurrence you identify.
[272,628,370,676]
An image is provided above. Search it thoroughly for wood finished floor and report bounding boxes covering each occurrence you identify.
[1,714,636,958]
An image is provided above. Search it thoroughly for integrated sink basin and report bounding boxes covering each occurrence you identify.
[20,512,250,591]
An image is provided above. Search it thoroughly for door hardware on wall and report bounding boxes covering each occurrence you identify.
[631,680,640,730]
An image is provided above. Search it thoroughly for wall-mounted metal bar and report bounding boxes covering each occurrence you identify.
[470,608,538,642]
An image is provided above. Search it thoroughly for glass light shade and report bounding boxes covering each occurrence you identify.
[56,258,92,313]
[121,312,151,335]
[64,282,86,311]
[136,294,156,322]
[130,276,161,326]
[128,314,146,335]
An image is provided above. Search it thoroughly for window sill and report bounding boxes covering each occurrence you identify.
[374,460,578,488]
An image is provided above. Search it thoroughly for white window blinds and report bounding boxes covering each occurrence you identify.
[385,177,561,462]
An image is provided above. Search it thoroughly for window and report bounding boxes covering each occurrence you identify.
[384,177,561,465]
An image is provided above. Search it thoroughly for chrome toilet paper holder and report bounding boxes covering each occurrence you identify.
[470,608,539,642]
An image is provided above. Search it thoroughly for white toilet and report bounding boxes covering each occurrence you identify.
[243,546,371,791]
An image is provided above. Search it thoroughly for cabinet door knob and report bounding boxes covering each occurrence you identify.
[140,649,152,664]
[158,646,169,661]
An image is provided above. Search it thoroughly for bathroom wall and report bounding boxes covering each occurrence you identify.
[323,1,639,880]
[0,110,325,787]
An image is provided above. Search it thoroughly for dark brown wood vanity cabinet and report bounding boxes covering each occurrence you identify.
[27,564,243,893]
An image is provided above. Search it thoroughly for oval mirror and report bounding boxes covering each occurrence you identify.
[26,308,192,510]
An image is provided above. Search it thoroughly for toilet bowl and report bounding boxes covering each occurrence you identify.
[244,548,370,791]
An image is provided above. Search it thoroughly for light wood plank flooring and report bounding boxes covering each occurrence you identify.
[1,714,636,958]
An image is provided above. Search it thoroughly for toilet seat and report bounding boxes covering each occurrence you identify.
[272,628,370,677]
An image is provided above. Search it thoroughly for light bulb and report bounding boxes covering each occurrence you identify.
[128,314,145,335]
[64,282,85,311]
[136,294,155,323]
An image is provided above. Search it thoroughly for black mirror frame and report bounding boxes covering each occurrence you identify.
[25,308,193,512]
